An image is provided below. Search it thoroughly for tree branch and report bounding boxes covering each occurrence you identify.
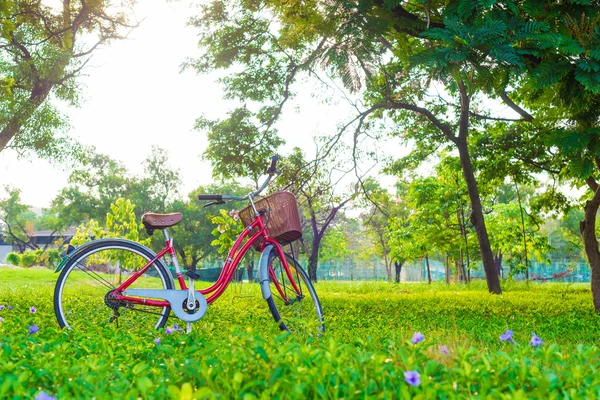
[586,177,599,192]
[500,91,534,122]
[370,100,455,141]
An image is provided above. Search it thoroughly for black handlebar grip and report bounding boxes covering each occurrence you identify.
[267,155,279,174]
[197,194,223,201]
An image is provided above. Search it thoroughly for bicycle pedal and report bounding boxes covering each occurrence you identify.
[185,270,201,281]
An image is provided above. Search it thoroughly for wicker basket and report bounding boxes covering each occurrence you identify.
[239,191,302,250]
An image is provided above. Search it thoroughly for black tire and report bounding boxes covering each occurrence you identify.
[54,239,174,331]
[265,248,324,337]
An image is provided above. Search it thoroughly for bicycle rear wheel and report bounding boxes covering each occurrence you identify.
[54,239,173,332]
[264,246,324,337]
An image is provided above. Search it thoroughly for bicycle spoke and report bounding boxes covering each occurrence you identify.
[71,260,117,290]
[265,248,324,337]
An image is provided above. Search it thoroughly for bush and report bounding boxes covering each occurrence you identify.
[4,248,64,268]
[5,252,20,266]
[19,251,36,267]
[46,248,61,268]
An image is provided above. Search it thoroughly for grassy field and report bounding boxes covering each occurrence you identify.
[1,267,600,399]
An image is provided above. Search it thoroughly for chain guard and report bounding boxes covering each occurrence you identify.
[122,289,208,322]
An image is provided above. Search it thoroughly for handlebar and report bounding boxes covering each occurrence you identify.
[197,194,223,201]
[266,155,278,175]
[197,155,279,204]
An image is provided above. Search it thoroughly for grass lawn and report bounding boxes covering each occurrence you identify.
[1,266,600,399]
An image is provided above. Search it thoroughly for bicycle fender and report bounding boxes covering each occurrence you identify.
[54,256,70,273]
[259,244,274,300]
[55,244,80,273]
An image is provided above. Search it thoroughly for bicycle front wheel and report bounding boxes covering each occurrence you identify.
[54,239,174,332]
[264,247,324,337]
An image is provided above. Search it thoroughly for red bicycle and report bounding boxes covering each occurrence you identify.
[53,156,324,336]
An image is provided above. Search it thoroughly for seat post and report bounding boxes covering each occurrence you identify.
[163,229,170,242]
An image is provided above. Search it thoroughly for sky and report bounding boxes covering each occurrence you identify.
[1,1,392,209]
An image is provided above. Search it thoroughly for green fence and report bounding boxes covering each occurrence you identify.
[182,257,589,283]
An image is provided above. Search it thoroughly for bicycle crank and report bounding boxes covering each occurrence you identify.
[122,289,208,322]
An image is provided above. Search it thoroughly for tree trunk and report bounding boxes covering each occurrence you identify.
[460,248,469,283]
[445,253,450,284]
[177,248,188,269]
[494,252,503,279]
[0,89,51,152]
[460,207,471,283]
[247,259,254,281]
[425,253,432,284]
[307,235,322,282]
[459,247,464,282]
[190,256,199,271]
[378,232,392,281]
[514,181,529,282]
[384,252,391,282]
[455,137,502,294]
[394,260,403,283]
[580,184,600,312]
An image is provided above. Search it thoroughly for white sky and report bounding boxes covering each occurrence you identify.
[1,1,402,209]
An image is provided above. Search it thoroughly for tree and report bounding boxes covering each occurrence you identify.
[70,198,145,246]
[486,200,551,279]
[457,4,600,306]
[0,186,38,251]
[545,209,585,264]
[188,0,535,293]
[0,0,136,159]
[52,147,183,227]
[198,108,284,186]
[52,151,133,224]
[360,178,396,281]
[278,147,357,281]
[390,176,457,284]
[131,145,182,214]
[0,186,69,252]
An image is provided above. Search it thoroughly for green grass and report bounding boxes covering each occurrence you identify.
[1,267,600,399]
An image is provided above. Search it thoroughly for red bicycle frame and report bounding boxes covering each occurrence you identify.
[111,211,300,308]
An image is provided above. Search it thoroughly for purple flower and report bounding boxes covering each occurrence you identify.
[29,325,39,335]
[404,370,421,387]
[411,332,425,344]
[34,391,56,400]
[7,305,12,310]
[530,332,544,347]
[440,345,449,356]
[0,305,5,311]
[165,327,174,335]
[154,337,161,345]
[173,323,181,331]
[500,330,515,344]
[30,306,37,313]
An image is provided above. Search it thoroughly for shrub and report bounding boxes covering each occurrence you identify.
[14,249,63,268]
[46,248,61,267]
[33,249,48,266]
[19,251,36,267]
[5,252,20,266]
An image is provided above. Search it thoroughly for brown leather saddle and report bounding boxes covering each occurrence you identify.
[142,212,183,235]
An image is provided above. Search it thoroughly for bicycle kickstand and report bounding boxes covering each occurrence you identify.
[185,270,200,334]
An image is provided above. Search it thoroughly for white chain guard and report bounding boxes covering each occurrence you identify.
[123,289,207,322]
